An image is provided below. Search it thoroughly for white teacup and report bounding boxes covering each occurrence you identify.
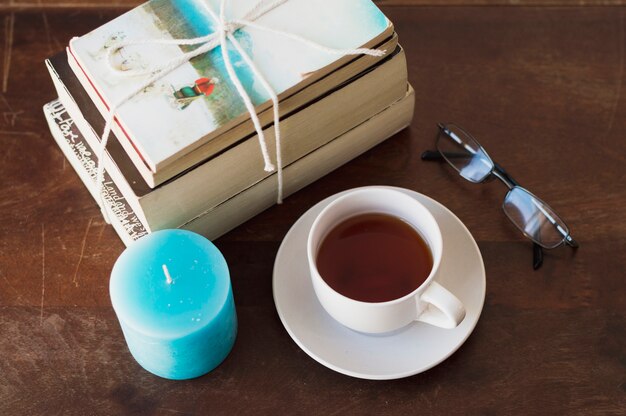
[307,188,466,334]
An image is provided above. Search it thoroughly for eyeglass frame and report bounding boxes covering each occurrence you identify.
[421,123,578,269]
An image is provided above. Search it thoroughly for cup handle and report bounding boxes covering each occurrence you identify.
[416,281,466,329]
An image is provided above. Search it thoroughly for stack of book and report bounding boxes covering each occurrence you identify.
[43,0,414,246]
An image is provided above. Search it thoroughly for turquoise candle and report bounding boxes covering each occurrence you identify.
[110,229,237,380]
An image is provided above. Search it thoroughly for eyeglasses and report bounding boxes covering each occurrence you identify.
[422,123,578,269]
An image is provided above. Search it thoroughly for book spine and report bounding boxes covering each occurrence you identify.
[46,60,153,229]
[44,99,148,245]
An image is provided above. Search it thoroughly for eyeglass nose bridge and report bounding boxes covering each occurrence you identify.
[490,164,518,189]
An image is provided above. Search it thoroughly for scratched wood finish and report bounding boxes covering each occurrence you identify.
[0,6,625,416]
[1,0,626,11]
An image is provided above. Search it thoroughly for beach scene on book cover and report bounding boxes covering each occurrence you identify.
[70,0,390,169]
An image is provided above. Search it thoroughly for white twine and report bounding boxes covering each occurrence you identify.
[72,0,385,222]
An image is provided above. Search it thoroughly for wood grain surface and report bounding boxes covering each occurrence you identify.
[0,5,625,416]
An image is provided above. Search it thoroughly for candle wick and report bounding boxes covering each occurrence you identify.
[162,264,173,284]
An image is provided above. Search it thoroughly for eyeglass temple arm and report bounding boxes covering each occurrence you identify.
[421,150,446,161]
[421,150,482,162]
[533,243,543,270]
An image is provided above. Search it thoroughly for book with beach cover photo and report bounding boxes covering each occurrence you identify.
[68,0,393,186]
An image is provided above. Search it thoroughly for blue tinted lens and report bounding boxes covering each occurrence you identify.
[503,187,568,248]
[437,124,493,183]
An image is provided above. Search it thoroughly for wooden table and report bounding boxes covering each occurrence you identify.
[1,2,624,415]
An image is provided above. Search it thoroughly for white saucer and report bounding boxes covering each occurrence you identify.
[272,186,486,380]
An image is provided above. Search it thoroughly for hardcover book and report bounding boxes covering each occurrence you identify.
[68,0,392,186]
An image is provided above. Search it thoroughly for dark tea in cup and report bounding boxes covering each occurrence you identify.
[316,213,433,303]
